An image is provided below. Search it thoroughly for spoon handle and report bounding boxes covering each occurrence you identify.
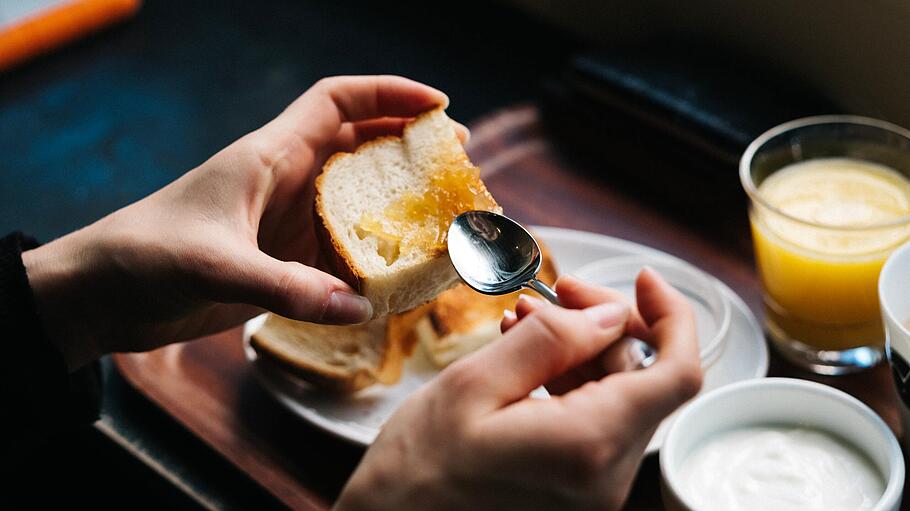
[526,278,560,305]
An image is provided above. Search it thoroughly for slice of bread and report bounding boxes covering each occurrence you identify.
[250,314,404,393]
[315,107,501,318]
[411,241,558,367]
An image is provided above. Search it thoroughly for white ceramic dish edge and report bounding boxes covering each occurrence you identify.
[244,227,770,452]
[660,377,904,511]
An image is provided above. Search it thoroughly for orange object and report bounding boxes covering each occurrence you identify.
[750,158,910,350]
[356,164,498,264]
[0,0,141,72]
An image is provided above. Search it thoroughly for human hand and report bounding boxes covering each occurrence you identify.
[23,76,465,370]
[335,269,701,511]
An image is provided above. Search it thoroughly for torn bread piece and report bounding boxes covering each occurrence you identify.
[250,314,404,393]
[413,241,558,367]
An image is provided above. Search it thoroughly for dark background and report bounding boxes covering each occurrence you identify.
[1,0,580,508]
[0,0,577,242]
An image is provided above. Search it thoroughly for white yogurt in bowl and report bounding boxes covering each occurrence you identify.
[660,378,904,511]
[678,426,884,511]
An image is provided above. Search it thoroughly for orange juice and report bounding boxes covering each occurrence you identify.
[751,158,910,350]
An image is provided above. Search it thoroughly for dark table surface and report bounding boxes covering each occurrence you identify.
[1,0,581,508]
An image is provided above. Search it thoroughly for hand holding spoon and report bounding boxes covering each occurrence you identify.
[448,210,656,369]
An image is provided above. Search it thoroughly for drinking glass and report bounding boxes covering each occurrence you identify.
[741,116,910,374]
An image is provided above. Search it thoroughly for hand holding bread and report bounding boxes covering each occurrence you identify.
[24,75,461,370]
[315,107,499,317]
[252,105,502,390]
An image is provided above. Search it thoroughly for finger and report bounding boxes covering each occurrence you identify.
[444,301,629,412]
[515,294,545,319]
[544,336,645,395]
[558,268,701,429]
[635,267,699,366]
[329,117,412,154]
[502,292,553,333]
[160,302,266,343]
[577,357,701,432]
[287,75,448,126]
[514,282,634,395]
[329,118,467,155]
[215,249,373,324]
[544,358,607,396]
[538,275,652,396]
[500,309,518,333]
[555,275,648,337]
[555,275,628,307]
[452,121,470,144]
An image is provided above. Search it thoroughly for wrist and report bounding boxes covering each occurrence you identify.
[336,446,461,511]
[23,230,104,371]
[335,457,393,511]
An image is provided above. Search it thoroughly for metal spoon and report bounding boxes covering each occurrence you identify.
[447,210,655,369]
[447,210,559,304]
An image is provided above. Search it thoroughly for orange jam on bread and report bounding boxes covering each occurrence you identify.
[356,164,497,265]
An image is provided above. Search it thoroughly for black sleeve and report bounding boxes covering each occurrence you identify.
[0,232,101,459]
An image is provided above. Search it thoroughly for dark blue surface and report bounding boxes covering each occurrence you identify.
[0,1,577,506]
[1,0,575,242]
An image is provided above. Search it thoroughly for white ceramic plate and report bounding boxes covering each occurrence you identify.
[243,227,769,453]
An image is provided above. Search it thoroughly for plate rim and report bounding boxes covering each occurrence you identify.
[245,339,379,445]
[245,226,769,450]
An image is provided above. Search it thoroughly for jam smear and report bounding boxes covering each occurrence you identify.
[356,164,496,265]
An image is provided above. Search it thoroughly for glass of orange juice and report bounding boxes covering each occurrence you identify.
[741,116,910,374]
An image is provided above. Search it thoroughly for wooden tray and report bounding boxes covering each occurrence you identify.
[115,105,906,510]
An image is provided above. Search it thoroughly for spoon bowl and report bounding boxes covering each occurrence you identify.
[447,210,655,368]
[447,211,558,303]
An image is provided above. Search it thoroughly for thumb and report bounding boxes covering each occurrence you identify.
[445,301,629,413]
[220,250,373,324]
[634,266,699,363]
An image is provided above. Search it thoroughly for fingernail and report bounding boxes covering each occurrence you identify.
[584,302,629,328]
[503,309,517,321]
[324,290,373,323]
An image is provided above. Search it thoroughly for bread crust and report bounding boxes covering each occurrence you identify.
[413,240,558,367]
[250,333,378,393]
[253,108,502,391]
[249,314,406,393]
[386,302,433,357]
[314,170,366,293]
[427,241,558,337]
[314,110,448,294]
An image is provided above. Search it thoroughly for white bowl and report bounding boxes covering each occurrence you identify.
[880,240,910,447]
[574,255,731,367]
[660,378,904,511]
